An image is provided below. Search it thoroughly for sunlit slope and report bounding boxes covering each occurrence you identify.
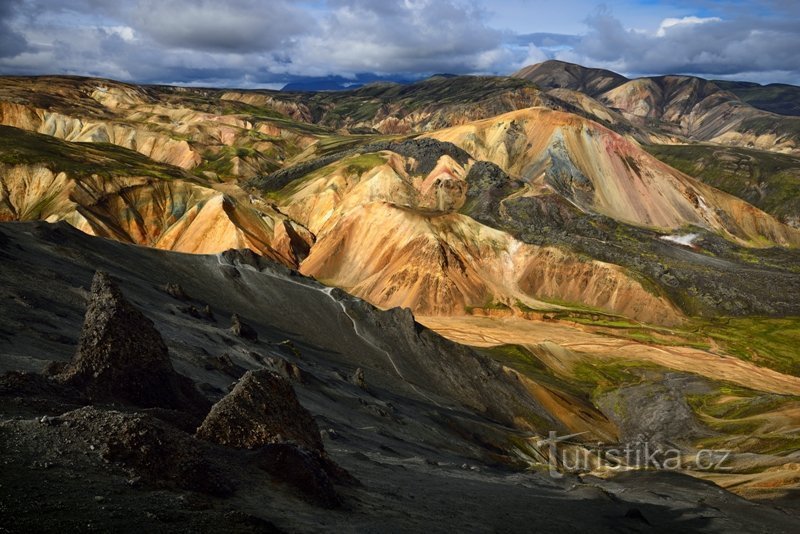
[645,143,800,228]
[516,60,800,155]
[0,76,322,181]
[267,145,682,323]
[428,107,800,246]
[0,126,312,266]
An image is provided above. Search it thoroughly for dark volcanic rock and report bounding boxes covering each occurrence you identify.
[56,271,209,414]
[196,370,353,506]
[252,137,471,192]
[220,248,268,271]
[262,355,304,383]
[196,370,323,452]
[351,367,367,390]
[0,370,85,415]
[379,138,471,175]
[251,443,341,508]
[162,282,188,300]
[462,160,522,226]
[61,406,233,496]
[0,371,79,400]
[230,313,258,342]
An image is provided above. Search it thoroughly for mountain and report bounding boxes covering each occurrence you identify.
[262,139,681,323]
[3,73,799,320]
[281,74,417,92]
[646,143,800,228]
[2,70,800,529]
[515,60,800,155]
[0,125,313,266]
[3,221,798,531]
[714,80,800,116]
[515,59,629,96]
[427,107,798,245]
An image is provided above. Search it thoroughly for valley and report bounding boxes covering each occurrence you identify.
[1,60,799,531]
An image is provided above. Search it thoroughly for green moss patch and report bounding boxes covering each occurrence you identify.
[0,125,190,182]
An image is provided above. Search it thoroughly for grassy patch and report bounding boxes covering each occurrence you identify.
[561,313,800,377]
[687,384,800,453]
[193,148,234,179]
[688,386,793,420]
[478,343,602,403]
[0,125,190,182]
[691,316,800,376]
[572,360,659,396]
[342,152,387,175]
[481,344,548,375]
[715,80,800,116]
[264,151,386,204]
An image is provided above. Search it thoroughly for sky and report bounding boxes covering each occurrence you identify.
[0,0,798,89]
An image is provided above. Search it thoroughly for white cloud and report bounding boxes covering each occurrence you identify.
[105,25,135,42]
[518,44,548,68]
[656,16,721,37]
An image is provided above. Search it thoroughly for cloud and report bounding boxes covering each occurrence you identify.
[655,16,721,37]
[0,0,517,85]
[513,33,581,49]
[283,0,507,76]
[0,0,799,86]
[0,3,30,58]
[126,0,309,53]
[559,5,800,82]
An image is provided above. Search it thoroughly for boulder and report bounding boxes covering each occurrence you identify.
[196,370,355,506]
[162,282,188,300]
[351,367,367,390]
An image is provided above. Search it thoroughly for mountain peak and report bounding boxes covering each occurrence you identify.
[514,60,629,96]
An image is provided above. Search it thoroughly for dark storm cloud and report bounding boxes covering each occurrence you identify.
[561,4,800,81]
[0,0,512,85]
[0,3,29,58]
[125,0,309,53]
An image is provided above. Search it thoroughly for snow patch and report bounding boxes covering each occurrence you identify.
[660,233,699,246]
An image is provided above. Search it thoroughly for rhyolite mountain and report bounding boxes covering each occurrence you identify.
[713,79,800,117]
[515,60,800,155]
[1,63,800,532]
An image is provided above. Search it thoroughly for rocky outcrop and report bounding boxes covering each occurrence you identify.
[61,406,233,496]
[162,282,189,300]
[230,313,258,342]
[196,370,350,506]
[351,368,367,390]
[56,271,208,414]
[196,370,323,452]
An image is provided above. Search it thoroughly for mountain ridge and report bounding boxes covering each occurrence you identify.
[514,60,800,155]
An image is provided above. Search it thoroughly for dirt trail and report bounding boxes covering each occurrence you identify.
[418,316,800,396]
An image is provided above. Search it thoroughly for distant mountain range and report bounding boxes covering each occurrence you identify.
[284,61,800,118]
